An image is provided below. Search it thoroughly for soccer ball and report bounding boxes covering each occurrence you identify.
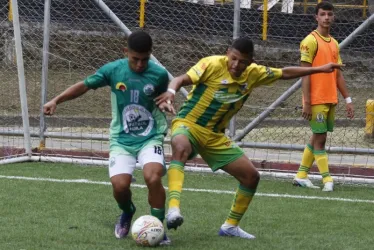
[131,215,164,247]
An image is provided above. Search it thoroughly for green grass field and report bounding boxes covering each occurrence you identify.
[1,162,374,250]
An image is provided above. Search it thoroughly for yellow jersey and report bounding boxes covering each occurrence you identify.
[177,55,282,133]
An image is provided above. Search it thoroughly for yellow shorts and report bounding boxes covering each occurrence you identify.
[310,104,336,133]
[171,118,244,171]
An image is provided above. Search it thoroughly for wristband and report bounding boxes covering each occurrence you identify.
[345,97,352,104]
[167,88,176,95]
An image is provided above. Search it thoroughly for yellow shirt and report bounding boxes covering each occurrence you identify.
[177,55,282,133]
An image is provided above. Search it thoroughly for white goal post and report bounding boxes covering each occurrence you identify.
[2,0,374,185]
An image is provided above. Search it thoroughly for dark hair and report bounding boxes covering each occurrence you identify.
[230,37,254,57]
[315,1,334,15]
[127,30,153,53]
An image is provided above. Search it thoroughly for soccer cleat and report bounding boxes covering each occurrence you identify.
[218,224,256,239]
[114,205,136,239]
[166,207,184,230]
[293,177,320,189]
[159,233,171,246]
[322,181,334,192]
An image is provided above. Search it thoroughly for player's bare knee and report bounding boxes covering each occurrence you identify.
[111,177,131,193]
[250,170,260,185]
[252,170,260,185]
[172,143,190,162]
[144,173,162,188]
[314,133,327,149]
[241,169,260,188]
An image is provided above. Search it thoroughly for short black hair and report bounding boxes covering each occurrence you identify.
[127,30,153,53]
[230,37,254,57]
[315,1,334,15]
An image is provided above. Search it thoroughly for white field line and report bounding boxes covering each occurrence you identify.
[1,175,374,204]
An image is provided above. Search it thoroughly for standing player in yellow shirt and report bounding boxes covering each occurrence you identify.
[293,2,354,191]
[155,37,343,239]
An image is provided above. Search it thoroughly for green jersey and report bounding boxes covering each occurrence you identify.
[84,59,169,146]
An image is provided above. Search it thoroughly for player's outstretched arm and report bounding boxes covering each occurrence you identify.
[43,81,90,115]
[154,74,193,106]
[280,63,344,80]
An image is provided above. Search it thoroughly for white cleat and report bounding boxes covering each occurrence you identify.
[293,177,320,189]
[322,182,334,192]
[218,224,256,239]
[166,207,184,230]
[159,234,171,246]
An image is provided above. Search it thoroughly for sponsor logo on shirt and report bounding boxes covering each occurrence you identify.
[300,45,309,52]
[116,82,127,92]
[300,44,310,58]
[214,91,243,104]
[123,104,154,136]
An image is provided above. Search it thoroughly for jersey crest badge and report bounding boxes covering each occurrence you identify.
[265,67,275,78]
[143,84,155,96]
[316,113,325,123]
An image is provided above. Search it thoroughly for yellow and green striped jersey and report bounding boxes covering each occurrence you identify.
[177,55,282,133]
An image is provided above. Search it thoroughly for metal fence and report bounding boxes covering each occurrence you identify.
[1,0,374,183]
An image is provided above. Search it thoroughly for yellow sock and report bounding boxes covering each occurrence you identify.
[314,150,333,183]
[296,144,314,179]
[168,160,185,208]
[225,185,256,226]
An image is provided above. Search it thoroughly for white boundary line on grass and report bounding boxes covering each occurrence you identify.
[2,175,374,204]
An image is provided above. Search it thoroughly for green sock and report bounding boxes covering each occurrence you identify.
[118,200,136,214]
[151,207,165,223]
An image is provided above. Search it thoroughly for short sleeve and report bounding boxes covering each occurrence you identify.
[250,65,283,87]
[157,69,169,94]
[186,57,215,85]
[300,35,317,64]
[83,64,111,89]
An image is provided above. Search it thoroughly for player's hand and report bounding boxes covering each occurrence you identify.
[154,91,175,106]
[319,63,345,73]
[346,103,354,119]
[158,101,176,115]
[302,103,312,121]
[43,100,57,115]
